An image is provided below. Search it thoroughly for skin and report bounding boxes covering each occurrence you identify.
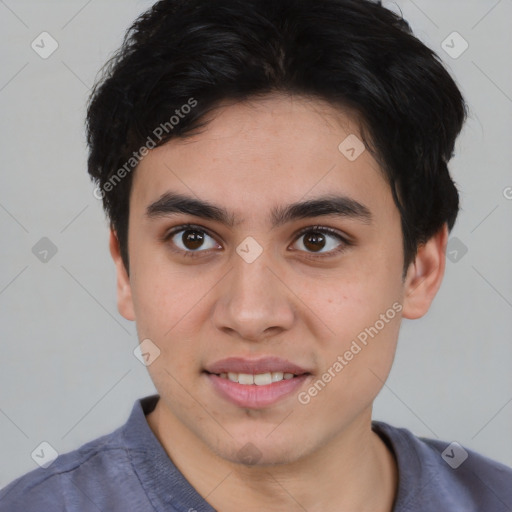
[109,93,448,512]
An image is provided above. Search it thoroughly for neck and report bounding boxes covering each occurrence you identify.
[146,402,397,512]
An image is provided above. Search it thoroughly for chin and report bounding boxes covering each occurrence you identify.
[210,430,310,467]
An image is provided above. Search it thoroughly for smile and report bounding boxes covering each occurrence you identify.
[210,371,298,385]
[204,371,311,409]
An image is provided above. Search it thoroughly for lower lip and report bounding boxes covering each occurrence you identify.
[205,373,310,409]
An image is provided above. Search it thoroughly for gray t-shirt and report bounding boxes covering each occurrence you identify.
[1,394,511,511]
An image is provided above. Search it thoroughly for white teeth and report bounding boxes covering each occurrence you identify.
[218,371,297,385]
[271,371,284,382]
[254,373,272,385]
[238,373,254,385]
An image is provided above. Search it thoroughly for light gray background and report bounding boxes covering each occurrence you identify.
[1,0,511,487]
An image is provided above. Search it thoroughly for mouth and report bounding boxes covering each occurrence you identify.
[203,356,313,408]
[204,370,307,385]
[203,355,312,377]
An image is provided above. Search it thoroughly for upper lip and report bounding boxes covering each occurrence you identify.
[204,356,311,375]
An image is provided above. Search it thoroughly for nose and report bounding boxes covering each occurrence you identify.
[211,248,296,342]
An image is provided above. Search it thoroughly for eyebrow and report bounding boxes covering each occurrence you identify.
[146,191,373,228]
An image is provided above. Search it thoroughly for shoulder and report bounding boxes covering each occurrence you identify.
[373,421,512,511]
[0,426,139,512]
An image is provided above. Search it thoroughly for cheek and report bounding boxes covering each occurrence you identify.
[130,246,192,325]
[307,259,403,391]
[297,311,401,418]
[324,294,401,375]
[129,257,211,364]
[317,268,402,337]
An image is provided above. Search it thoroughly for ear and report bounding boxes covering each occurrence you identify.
[109,228,135,321]
[402,223,448,319]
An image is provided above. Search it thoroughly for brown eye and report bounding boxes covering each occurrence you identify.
[165,225,220,257]
[292,226,348,257]
[180,229,206,250]
[302,231,327,252]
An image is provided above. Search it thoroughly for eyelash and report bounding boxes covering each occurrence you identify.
[162,223,351,260]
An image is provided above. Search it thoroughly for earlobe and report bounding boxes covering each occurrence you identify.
[402,224,448,319]
[109,228,136,321]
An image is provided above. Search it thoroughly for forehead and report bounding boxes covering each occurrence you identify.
[131,94,392,225]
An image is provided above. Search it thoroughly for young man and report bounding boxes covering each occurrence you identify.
[2,0,511,510]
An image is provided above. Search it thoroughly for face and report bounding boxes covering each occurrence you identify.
[111,94,445,465]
